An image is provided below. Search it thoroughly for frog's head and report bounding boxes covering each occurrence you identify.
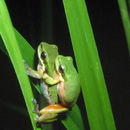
[37,42,46,66]
[38,42,58,76]
[55,55,75,80]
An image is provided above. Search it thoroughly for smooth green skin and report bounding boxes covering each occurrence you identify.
[25,42,59,104]
[38,43,80,108]
[25,42,61,122]
[55,55,80,107]
[26,43,80,123]
[37,54,81,122]
[26,42,68,123]
[38,42,58,77]
[38,42,59,103]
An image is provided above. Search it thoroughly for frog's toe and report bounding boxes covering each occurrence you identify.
[32,99,39,114]
[34,115,39,122]
[23,59,28,68]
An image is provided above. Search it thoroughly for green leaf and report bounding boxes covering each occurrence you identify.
[0,0,39,129]
[0,27,84,130]
[118,0,130,54]
[62,105,84,130]
[0,1,84,129]
[62,0,116,130]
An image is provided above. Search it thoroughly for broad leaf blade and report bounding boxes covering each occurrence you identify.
[62,0,116,130]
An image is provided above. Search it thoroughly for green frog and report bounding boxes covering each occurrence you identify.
[25,42,80,123]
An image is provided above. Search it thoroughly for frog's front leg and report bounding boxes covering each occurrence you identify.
[24,60,43,79]
[42,73,60,85]
[24,61,55,104]
[24,60,59,85]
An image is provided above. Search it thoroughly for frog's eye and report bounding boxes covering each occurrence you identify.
[40,44,43,48]
[41,51,47,60]
[59,65,64,73]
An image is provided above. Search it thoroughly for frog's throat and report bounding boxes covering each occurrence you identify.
[57,81,67,107]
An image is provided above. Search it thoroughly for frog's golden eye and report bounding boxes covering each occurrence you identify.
[41,51,47,60]
[59,65,64,73]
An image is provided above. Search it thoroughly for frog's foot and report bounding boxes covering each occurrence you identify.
[39,104,68,115]
[32,99,40,114]
[35,104,68,123]
[35,113,58,123]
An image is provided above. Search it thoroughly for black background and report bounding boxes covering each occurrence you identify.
[0,0,129,130]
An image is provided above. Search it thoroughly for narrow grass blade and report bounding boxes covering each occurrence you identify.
[62,105,84,130]
[0,0,39,129]
[118,0,130,54]
[0,28,52,130]
[62,0,116,130]
[0,1,84,129]
[0,37,8,55]
[0,27,84,130]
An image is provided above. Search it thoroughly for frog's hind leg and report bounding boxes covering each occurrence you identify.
[40,81,54,105]
[32,98,40,114]
[36,113,58,123]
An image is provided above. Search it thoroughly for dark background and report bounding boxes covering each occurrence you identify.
[0,0,129,130]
